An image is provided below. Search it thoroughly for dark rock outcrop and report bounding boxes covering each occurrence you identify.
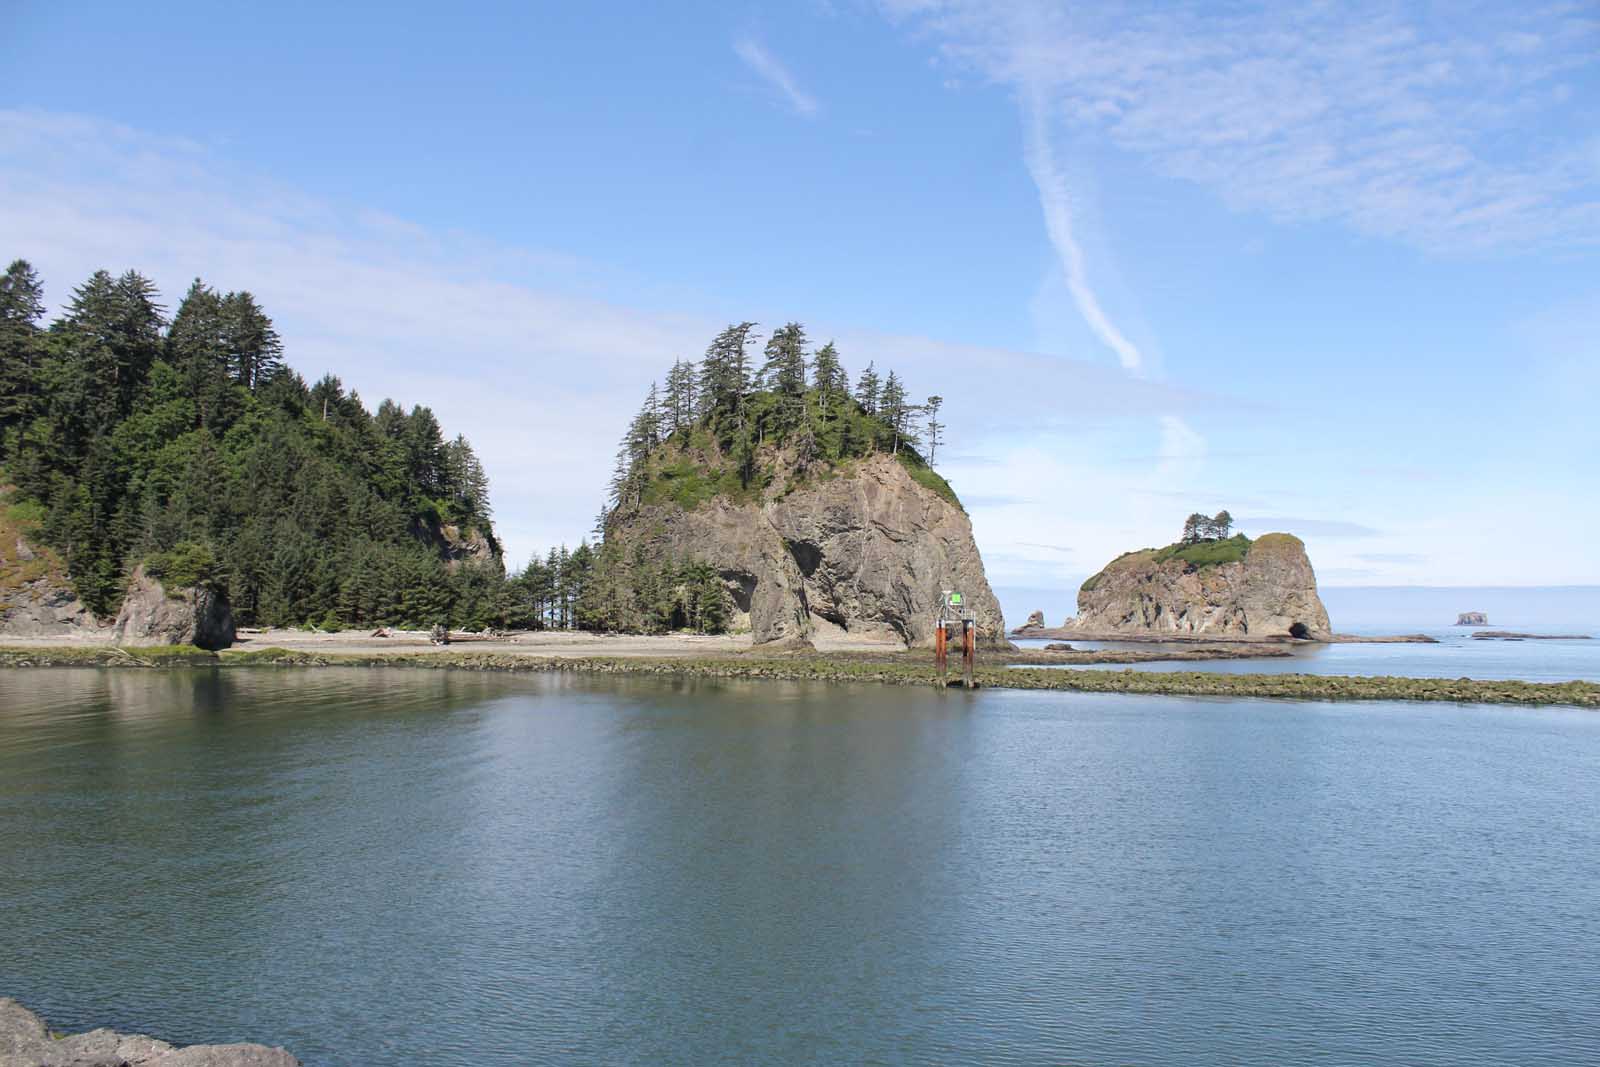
[113,566,236,651]
[0,997,298,1067]
[1063,533,1332,641]
[439,523,497,569]
[411,518,500,572]
[604,453,1005,649]
[1455,611,1489,626]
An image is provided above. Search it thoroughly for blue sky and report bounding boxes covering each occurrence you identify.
[3,0,1597,601]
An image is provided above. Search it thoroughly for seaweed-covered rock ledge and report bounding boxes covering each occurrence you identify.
[0,998,298,1067]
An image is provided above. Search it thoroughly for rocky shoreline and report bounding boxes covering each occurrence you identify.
[1,644,1595,708]
[0,998,297,1067]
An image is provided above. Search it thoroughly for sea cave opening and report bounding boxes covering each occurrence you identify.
[1288,622,1312,640]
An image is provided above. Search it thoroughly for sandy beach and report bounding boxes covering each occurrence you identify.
[0,626,911,659]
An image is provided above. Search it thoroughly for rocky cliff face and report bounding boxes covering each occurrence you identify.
[415,518,499,571]
[0,573,102,638]
[0,492,105,638]
[0,997,298,1067]
[604,453,1004,648]
[1066,533,1331,641]
[114,565,236,651]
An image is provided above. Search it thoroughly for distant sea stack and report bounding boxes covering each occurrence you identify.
[591,323,1004,649]
[1059,526,1332,642]
[1456,612,1489,626]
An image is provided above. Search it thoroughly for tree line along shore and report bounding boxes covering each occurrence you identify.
[0,260,963,640]
[1,644,1595,708]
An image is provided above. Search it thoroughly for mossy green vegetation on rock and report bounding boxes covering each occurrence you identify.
[0,488,60,598]
[1083,534,1253,588]
[899,453,961,510]
[1151,533,1252,567]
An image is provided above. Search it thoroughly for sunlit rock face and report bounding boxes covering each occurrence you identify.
[1066,533,1331,641]
[604,453,1004,649]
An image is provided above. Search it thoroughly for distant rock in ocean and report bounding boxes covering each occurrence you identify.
[1455,611,1489,626]
[1014,610,1047,634]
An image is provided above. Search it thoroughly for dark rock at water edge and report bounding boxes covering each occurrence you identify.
[113,566,236,651]
[0,997,297,1066]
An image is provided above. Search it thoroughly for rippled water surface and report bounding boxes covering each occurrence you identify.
[3,669,1598,1065]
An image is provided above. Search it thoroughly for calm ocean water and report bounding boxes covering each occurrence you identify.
[2,669,1597,1065]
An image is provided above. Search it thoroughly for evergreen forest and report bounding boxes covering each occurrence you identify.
[0,259,583,631]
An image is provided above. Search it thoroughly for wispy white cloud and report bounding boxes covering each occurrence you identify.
[734,38,820,118]
[888,0,1600,252]
[1021,88,1145,373]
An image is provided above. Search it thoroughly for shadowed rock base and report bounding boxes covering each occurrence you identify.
[0,998,298,1067]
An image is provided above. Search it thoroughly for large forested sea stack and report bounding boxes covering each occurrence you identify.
[587,322,1004,648]
[1063,514,1332,641]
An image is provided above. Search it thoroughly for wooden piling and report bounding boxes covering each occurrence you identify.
[962,619,975,689]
